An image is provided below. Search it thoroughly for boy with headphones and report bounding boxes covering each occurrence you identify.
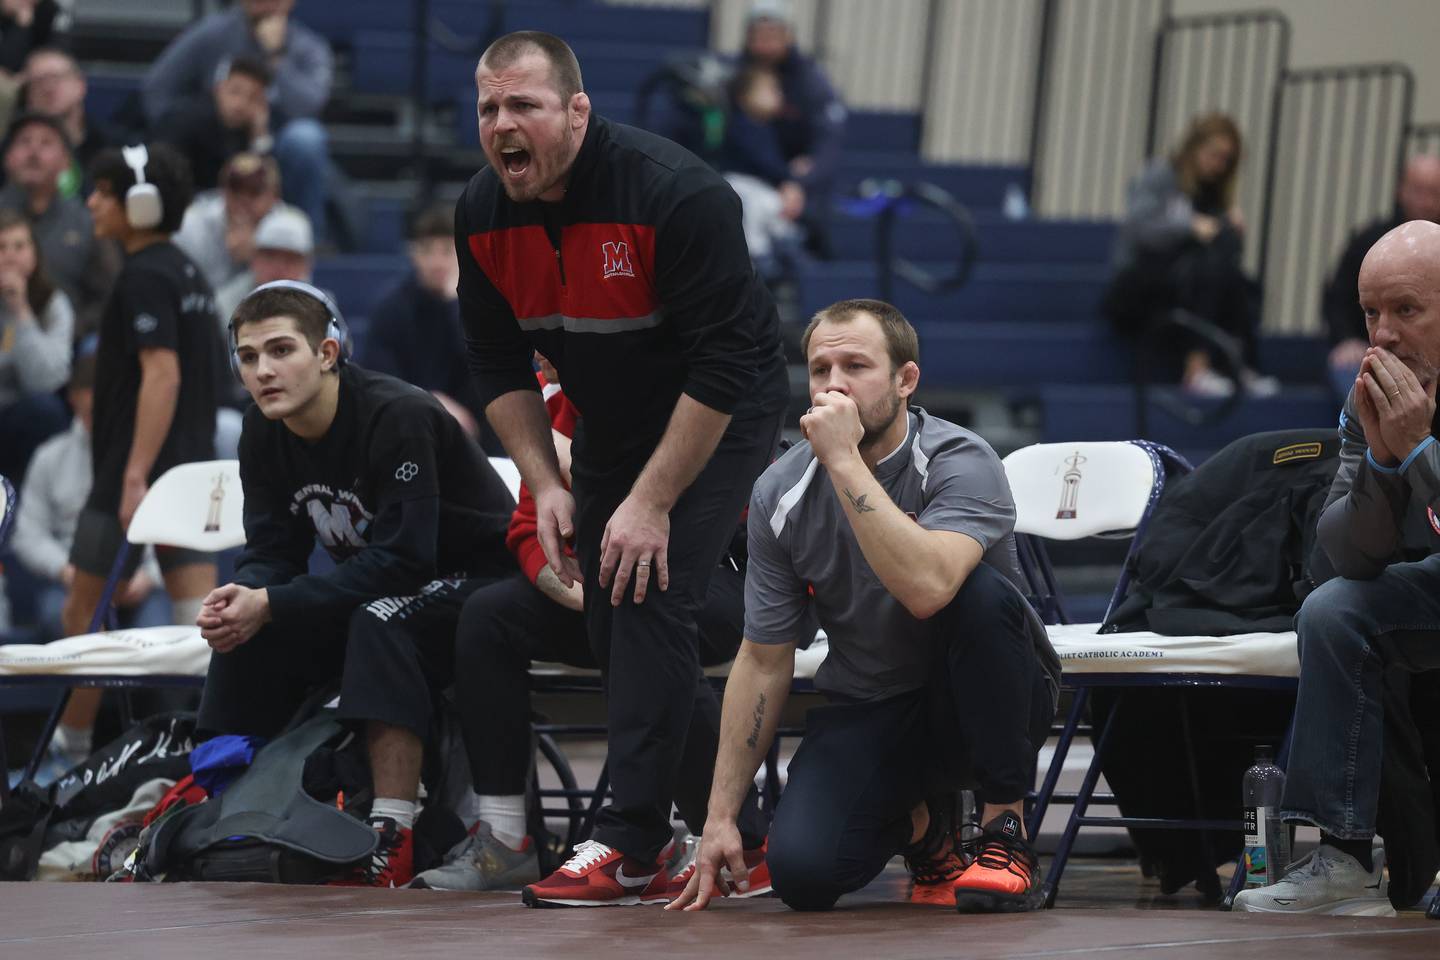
[196,280,518,887]
[51,143,223,769]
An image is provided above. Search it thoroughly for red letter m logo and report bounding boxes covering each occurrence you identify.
[601,240,635,279]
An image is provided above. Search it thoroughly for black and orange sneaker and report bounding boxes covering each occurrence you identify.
[952,811,1041,913]
[522,840,668,907]
[331,816,415,888]
[646,839,773,903]
[903,792,968,906]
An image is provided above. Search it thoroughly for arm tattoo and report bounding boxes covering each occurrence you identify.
[745,692,768,750]
[843,487,876,514]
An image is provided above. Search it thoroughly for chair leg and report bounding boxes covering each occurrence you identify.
[23,687,72,783]
[1176,692,1222,902]
[577,759,610,847]
[1028,688,1086,838]
[536,732,584,853]
[1043,690,1121,908]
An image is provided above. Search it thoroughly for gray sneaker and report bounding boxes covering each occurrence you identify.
[1233,845,1395,916]
[408,821,540,891]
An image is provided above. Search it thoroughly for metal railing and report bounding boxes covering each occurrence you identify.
[1146,11,1289,278]
[1259,64,1415,334]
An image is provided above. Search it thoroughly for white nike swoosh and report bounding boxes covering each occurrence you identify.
[613,864,659,889]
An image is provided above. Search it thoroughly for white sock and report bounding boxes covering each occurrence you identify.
[371,797,417,831]
[51,724,92,760]
[477,795,527,849]
[171,596,204,628]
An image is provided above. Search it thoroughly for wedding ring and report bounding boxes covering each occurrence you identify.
[637,560,651,568]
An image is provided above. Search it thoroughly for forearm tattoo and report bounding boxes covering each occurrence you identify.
[843,488,876,514]
[745,692,768,749]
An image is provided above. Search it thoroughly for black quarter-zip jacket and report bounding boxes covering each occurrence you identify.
[456,115,788,469]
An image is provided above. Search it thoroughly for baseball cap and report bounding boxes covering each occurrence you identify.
[748,0,794,24]
[253,207,313,256]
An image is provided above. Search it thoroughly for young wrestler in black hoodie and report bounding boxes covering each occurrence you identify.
[196,280,516,886]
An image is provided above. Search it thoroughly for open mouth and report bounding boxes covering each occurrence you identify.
[500,147,531,177]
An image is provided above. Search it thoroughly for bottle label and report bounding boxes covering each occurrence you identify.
[1244,805,1268,886]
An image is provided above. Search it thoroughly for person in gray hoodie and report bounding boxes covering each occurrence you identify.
[1105,112,1277,398]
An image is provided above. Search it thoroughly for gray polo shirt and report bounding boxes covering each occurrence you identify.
[746,407,1059,703]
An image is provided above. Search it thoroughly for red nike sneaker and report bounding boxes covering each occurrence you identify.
[330,816,415,888]
[645,839,772,903]
[522,840,668,907]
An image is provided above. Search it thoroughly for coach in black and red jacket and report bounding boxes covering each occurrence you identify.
[456,31,787,907]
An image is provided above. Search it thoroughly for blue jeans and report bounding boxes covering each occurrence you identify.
[274,119,329,243]
[1281,554,1440,839]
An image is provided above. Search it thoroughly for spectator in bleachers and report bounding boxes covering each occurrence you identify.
[1234,220,1440,917]
[21,47,109,197]
[720,65,803,276]
[1105,112,1278,399]
[1321,154,1440,402]
[0,110,118,336]
[11,352,170,652]
[158,56,277,194]
[214,204,313,332]
[357,204,491,447]
[0,206,70,484]
[51,142,221,775]
[174,152,295,295]
[141,0,332,239]
[0,0,66,135]
[739,0,846,257]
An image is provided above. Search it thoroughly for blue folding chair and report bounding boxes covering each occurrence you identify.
[1002,440,1300,907]
[0,461,245,800]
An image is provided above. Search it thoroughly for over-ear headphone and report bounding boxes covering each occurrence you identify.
[121,144,163,230]
[227,279,350,383]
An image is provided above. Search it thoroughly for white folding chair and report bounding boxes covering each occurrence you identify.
[0,461,245,796]
[1002,441,1299,907]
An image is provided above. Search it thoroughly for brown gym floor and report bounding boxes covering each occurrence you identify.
[3,862,1436,960]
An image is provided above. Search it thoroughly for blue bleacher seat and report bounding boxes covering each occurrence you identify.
[1037,384,1336,449]
[915,321,1132,388]
[828,212,1115,264]
[313,255,410,313]
[498,0,707,48]
[835,156,1027,212]
[797,260,1107,324]
[844,111,922,152]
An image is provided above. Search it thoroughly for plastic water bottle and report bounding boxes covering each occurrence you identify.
[1242,746,1291,887]
[1003,182,1030,221]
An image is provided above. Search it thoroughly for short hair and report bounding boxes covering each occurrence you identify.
[225,54,272,87]
[230,287,333,358]
[88,142,193,234]
[800,298,919,371]
[478,31,584,102]
[406,203,453,242]
[69,350,96,392]
[221,151,281,195]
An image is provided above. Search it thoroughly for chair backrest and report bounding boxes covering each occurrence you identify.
[489,456,522,501]
[0,473,15,551]
[1001,441,1176,626]
[1002,441,1159,540]
[127,460,246,551]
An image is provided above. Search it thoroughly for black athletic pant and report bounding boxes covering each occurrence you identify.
[454,567,768,847]
[766,564,1055,911]
[198,577,489,740]
[570,411,782,863]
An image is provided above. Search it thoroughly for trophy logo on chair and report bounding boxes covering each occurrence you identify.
[205,472,226,533]
[1055,451,1086,520]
